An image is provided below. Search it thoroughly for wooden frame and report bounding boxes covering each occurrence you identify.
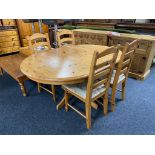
[63,46,119,129]
[110,39,139,111]
[26,33,51,51]
[26,33,56,101]
[56,29,75,47]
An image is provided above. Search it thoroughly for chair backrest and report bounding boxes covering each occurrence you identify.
[56,29,75,47]
[113,39,139,85]
[86,47,119,101]
[26,33,51,51]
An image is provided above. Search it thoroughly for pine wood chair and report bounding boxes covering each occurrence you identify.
[110,39,139,111]
[26,33,51,51]
[26,33,56,102]
[62,47,119,129]
[56,29,75,47]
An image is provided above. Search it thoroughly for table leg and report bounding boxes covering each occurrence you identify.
[18,82,27,96]
[56,96,65,110]
[0,67,3,75]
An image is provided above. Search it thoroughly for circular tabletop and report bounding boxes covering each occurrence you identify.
[20,45,121,85]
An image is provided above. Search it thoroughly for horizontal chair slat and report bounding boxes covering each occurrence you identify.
[120,67,128,75]
[93,78,108,89]
[94,68,110,80]
[122,59,130,68]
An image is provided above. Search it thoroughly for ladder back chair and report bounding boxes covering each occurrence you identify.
[26,33,51,51]
[56,29,75,47]
[63,47,119,129]
[26,33,56,102]
[110,39,139,111]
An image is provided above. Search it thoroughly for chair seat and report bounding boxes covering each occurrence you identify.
[110,70,125,84]
[63,82,106,100]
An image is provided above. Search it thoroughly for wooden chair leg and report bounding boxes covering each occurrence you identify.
[37,83,41,93]
[65,90,69,112]
[51,85,56,102]
[19,82,27,96]
[122,81,126,101]
[103,92,108,115]
[85,101,91,129]
[111,86,117,112]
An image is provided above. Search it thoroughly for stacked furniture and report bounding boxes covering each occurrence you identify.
[73,29,155,80]
[0,19,21,56]
[16,19,48,47]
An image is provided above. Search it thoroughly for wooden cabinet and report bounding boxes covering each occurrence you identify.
[73,29,155,80]
[108,35,155,80]
[16,19,49,47]
[0,29,21,55]
[74,29,108,46]
[2,19,16,26]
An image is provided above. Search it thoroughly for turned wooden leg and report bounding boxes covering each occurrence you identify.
[19,82,27,96]
[0,67,3,75]
[65,90,69,112]
[122,81,126,101]
[37,83,41,93]
[51,85,56,102]
[85,101,91,129]
[103,92,108,115]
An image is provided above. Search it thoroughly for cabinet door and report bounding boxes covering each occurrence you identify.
[130,52,147,75]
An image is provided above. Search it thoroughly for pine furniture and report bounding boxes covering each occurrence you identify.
[73,29,155,80]
[56,29,75,47]
[110,39,139,111]
[16,19,48,47]
[20,44,122,110]
[0,53,28,96]
[26,33,56,101]
[63,47,118,128]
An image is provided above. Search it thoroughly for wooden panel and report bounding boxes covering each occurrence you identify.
[0,30,18,37]
[130,52,147,75]
[0,41,20,48]
[2,19,16,26]
[74,31,107,45]
[16,19,49,47]
[0,36,19,42]
[0,46,20,54]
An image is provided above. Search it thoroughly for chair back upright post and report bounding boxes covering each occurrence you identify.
[56,29,75,47]
[27,33,51,51]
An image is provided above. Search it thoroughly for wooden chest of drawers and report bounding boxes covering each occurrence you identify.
[73,29,155,80]
[0,29,21,55]
[2,19,16,26]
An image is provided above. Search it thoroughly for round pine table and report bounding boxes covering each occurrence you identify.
[20,44,122,109]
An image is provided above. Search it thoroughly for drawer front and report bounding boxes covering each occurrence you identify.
[0,30,18,37]
[74,32,107,45]
[0,41,20,48]
[0,46,20,54]
[0,36,19,42]
[109,37,150,50]
[2,19,16,26]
